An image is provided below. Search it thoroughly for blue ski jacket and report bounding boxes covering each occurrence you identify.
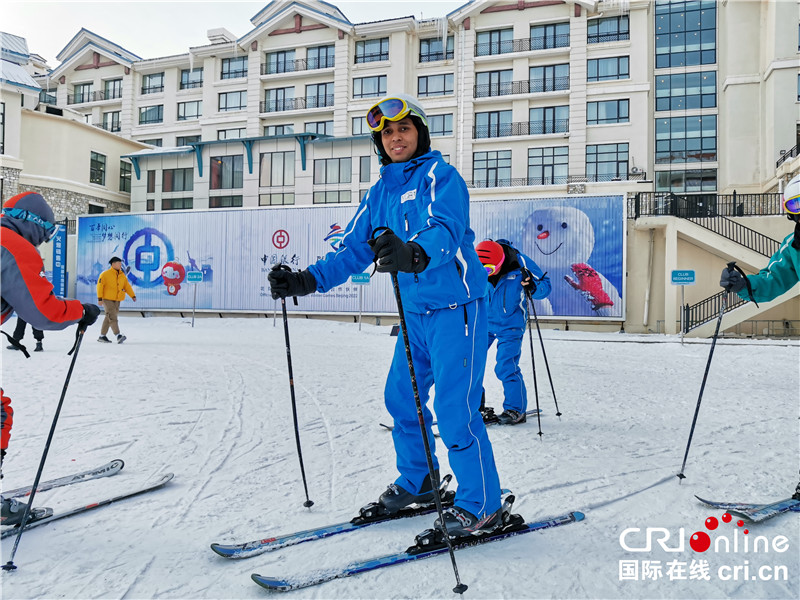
[486,246,551,331]
[309,150,488,314]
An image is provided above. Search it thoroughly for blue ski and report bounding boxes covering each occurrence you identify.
[251,510,585,592]
[695,495,800,522]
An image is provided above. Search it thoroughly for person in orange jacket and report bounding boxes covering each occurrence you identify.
[96,256,136,344]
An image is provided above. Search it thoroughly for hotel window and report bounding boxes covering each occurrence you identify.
[305,82,334,108]
[146,170,156,193]
[260,193,295,206]
[475,69,513,97]
[528,146,569,185]
[313,191,351,204]
[428,114,453,137]
[176,135,201,145]
[141,72,164,94]
[140,138,162,147]
[587,99,629,125]
[177,100,202,121]
[655,0,716,68]
[217,128,247,140]
[162,198,193,211]
[72,82,93,103]
[355,38,389,63]
[219,91,247,112]
[162,168,194,192]
[180,68,203,89]
[530,22,569,50]
[119,161,132,192]
[586,143,629,181]
[473,150,512,187]
[102,111,121,132]
[529,105,569,134]
[209,195,243,208]
[655,72,716,111]
[259,151,295,187]
[210,155,243,189]
[314,157,351,185]
[305,121,333,136]
[655,115,717,164]
[475,28,513,57]
[352,117,369,135]
[530,64,569,92]
[359,156,371,183]
[588,16,630,44]
[587,57,629,82]
[420,36,454,62]
[103,78,122,100]
[265,50,296,75]
[655,169,717,192]
[263,87,294,112]
[353,76,387,99]
[474,111,512,139]
[139,105,163,124]
[264,124,294,136]
[221,56,247,79]
[307,44,335,69]
[418,73,454,97]
[90,151,106,186]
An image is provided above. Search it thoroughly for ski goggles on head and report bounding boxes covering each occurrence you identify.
[2,207,60,241]
[483,263,501,276]
[784,193,800,215]
[366,97,427,132]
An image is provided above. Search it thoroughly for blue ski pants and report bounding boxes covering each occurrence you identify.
[488,327,527,413]
[385,298,502,518]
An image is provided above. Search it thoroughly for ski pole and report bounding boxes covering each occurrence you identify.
[523,292,544,439]
[276,265,313,509]
[525,283,562,418]
[3,326,87,571]
[388,269,468,594]
[677,262,735,481]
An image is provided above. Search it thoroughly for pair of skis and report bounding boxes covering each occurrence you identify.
[1,459,173,538]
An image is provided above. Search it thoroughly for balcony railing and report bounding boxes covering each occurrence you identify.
[587,31,630,44]
[140,85,164,95]
[474,78,569,98]
[67,90,123,105]
[776,144,798,168]
[39,91,57,105]
[98,122,121,133]
[629,192,784,219]
[475,34,570,57]
[569,172,645,183]
[259,95,334,113]
[260,57,335,75]
[221,69,248,79]
[419,50,455,63]
[473,120,569,138]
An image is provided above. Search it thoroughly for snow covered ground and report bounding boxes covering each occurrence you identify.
[1,314,798,599]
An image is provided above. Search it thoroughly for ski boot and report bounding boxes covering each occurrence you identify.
[1,497,52,527]
[496,409,526,425]
[355,473,453,523]
[480,406,499,424]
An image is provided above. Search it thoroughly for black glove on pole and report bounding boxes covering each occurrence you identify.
[370,227,466,594]
[368,232,429,273]
[271,264,314,508]
[3,326,88,571]
[719,268,745,293]
[677,262,735,481]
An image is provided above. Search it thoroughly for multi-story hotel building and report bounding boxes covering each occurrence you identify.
[3,0,799,334]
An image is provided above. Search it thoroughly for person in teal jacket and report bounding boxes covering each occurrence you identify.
[720,174,800,301]
[476,239,551,425]
[269,94,504,539]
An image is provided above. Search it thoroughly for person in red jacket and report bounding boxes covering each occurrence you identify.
[0,191,100,525]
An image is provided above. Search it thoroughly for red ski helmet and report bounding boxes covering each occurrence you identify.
[476,240,505,276]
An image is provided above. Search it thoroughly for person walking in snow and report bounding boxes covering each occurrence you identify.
[269,94,504,538]
[96,256,136,344]
[6,317,45,353]
[1,192,100,525]
[475,239,551,425]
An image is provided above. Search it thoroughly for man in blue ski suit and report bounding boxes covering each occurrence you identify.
[476,240,551,425]
[269,94,504,537]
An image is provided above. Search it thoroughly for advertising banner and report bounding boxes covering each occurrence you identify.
[76,195,624,319]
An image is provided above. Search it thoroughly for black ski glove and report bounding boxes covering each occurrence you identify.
[368,232,429,273]
[520,268,537,293]
[268,266,317,299]
[719,268,746,293]
[78,303,101,330]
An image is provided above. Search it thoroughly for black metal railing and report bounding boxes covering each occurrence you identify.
[466,176,569,188]
[683,291,748,333]
[98,122,121,133]
[260,56,335,75]
[776,144,798,168]
[140,85,164,95]
[588,31,630,44]
[39,91,57,105]
[474,78,569,98]
[473,120,569,138]
[180,81,203,90]
[67,90,122,104]
[475,35,569,57]
[630,192,784,219]
[419,50,455,62]
[221,69,248,79]
[259,95,334,113]
[690,215,781,258]
[569,172,646,183]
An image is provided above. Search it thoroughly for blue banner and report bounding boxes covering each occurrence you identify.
[51,222,67,297]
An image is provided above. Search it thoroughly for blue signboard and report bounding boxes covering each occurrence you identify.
[671,270,696,285]
[51,223,67,297]
[186,271,203,283]
[351,273,371,285]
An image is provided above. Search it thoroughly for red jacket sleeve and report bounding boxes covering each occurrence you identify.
[0,229,83,330]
